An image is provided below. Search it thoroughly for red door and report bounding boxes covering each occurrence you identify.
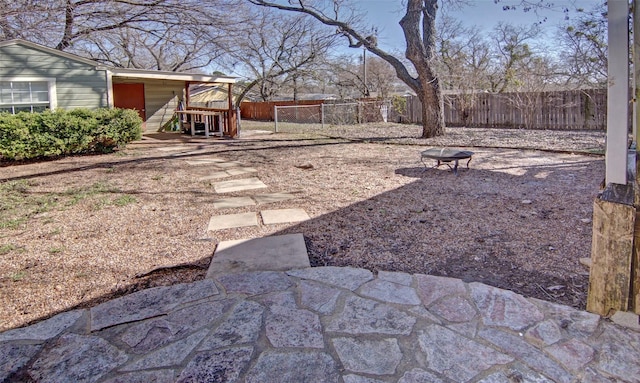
[113,83,146,123]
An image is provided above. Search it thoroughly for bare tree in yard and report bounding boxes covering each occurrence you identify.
[0,0,240,72]
[366,57,401,100]
[222,10,337,104]
[487,22,542,93]
[247,0,446,138]
[556,2,607,87]
[313,55,363,99]
[435,15,491,125]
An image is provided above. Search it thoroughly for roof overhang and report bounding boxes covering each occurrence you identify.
[108,68,236,84]
[0,39,103,67]
[1,38,237,84]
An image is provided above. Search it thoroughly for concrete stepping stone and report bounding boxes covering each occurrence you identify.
[212,161,245,169]
[225,167,257,176]
[213,197,256,209]
[253,193,295,205]
[200,168,258,182]
[206,233,309,277]
[261,209,310,225]
[207,213,258,231]
[199,171,233,181]
[156,146,194,152]
[214,177,268,193]
[185,158,226,166]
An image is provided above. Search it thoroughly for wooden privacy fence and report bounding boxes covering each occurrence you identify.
[241,89,608,130]
[240,100,324,120]
[391,89,607,130]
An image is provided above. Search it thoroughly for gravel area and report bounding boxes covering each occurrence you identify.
[0,122,605,331]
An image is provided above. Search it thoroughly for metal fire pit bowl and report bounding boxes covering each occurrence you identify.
[421,148,474,175]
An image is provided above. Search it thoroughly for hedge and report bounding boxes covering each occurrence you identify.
[0,108,142,160]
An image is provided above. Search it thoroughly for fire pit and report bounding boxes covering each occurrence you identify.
[421,148,474,175]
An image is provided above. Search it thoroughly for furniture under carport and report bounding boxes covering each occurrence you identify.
[107,68,238,137]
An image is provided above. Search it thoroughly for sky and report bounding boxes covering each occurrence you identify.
[346,0,604,55]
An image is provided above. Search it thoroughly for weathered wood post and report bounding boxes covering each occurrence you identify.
[587,0,638,316]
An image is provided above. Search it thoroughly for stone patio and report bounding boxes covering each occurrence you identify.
[2,267,638,383]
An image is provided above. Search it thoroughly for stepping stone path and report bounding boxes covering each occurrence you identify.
[3,268,638,383]
[186,157,312,274]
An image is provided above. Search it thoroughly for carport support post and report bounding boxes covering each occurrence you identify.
[228,83,237,137]
[634,0,640,314]
[274,105,278,133]
[605,0,629,186]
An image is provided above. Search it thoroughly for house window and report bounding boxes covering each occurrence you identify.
[0,79,56,114]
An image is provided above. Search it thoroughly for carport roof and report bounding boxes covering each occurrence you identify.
[108,68,236,84]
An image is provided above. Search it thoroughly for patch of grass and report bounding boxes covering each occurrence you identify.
[0,180,32,212]
[113,195,137,207]
[0,244,16,255]
[10,271,26,282]
[48,247,63,254]
[0,218,27,229]
[92,197,111,211]
[64,181,121,206]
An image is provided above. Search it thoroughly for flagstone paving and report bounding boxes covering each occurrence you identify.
[213,177,268,193]
[2,268,639,383]
[261,208,310,225]
[207,233,310,276]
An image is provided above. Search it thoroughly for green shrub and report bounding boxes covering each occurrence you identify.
[0,108,142,160]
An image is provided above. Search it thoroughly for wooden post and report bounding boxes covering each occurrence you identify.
[587,187,636,315]
[185,81,191,109]
[227,83,236,137]
[633,210,640,314]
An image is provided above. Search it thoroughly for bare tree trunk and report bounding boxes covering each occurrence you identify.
[248,0,447,138]
[399,0,444,138]
[418,78,444,137]
[57,0,74,50]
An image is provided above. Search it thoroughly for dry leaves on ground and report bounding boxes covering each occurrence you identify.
[0,123,604,331]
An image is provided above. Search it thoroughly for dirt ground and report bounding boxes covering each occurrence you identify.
[0,122,605,331]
